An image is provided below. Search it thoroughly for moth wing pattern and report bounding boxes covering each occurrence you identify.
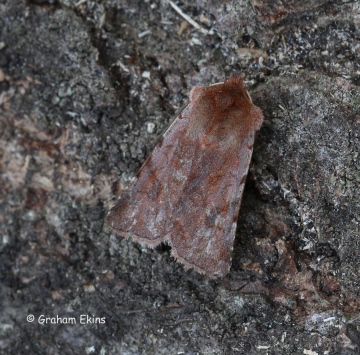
[107,76,263,278]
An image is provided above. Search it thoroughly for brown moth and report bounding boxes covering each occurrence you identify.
[107,76,263,278]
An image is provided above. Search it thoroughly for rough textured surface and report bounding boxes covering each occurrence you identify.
[0,0,359,354]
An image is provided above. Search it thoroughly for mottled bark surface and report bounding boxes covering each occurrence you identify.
[0,0,359,354]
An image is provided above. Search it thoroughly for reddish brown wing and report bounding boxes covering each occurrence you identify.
[107,76,263,278]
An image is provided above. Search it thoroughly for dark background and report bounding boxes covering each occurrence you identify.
[0,0,359,354]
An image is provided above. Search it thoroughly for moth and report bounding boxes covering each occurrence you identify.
[107,76,263,278]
